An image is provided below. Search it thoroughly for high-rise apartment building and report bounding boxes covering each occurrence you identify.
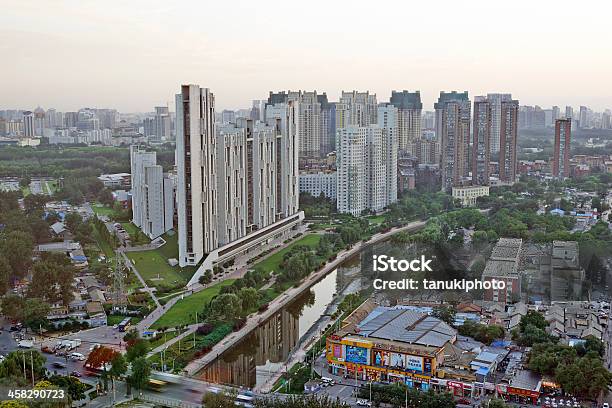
[336,122,397,216]
[552,106,560,122]
[472,97,491,186]
[221,109,236,124]
[154,106,171,142]
[64,112,78,128]
[130,145,174,239]
[486,94,512,153]
[553,118,571,178]
[336,91,378,129]
[22,111,34,138]
[318,94,335,155]
[388,91,422,150]
[499,99,519,184]
[176,85,303,284]
[267,91,322,158]
[578,106,588,129]
[565,106,573,120]
[435,91,471,192]
[376,105,399,207]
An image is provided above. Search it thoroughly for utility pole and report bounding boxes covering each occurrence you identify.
[22,351,26,381]
[30,350,34,387]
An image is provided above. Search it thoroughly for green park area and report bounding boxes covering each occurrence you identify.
[91,203,117,217]
[253,233,321,274]
[127,233,195,290]
[151,279,236,329]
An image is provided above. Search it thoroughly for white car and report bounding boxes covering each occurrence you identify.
[356,400,372,407]
[603,403,609,408]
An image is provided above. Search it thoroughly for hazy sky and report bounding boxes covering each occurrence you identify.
[1,0,611,112]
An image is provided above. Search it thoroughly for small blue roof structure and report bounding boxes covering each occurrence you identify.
[550,208,565,216]
[476,367,490,376]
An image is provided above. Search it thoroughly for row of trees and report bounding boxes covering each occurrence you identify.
[0,350,89,402]
[511,310,612,399]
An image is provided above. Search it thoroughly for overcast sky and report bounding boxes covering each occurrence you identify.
[1,0,611,112]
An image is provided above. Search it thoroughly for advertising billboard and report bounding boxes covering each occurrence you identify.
[406,355,424,372]
[345,345,368,364]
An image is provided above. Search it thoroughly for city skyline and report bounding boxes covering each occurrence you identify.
[2,0,611,112]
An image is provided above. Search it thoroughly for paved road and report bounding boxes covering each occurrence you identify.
[184,220,427,376]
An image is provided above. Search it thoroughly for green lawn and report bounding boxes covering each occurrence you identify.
[91,224,115,258]
[91,203,117,218]
[151,279,236,329]
[366,215,386,225]
[126,250,191,288]
[126,231,194,289]
[253,233,321,274]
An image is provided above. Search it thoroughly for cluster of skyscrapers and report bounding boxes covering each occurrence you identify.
[175,85,303,285]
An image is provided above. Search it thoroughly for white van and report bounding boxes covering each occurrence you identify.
[320,377,334,386]
[69,352,85,361]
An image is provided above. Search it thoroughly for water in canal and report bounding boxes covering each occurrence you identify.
[198,238,470,388]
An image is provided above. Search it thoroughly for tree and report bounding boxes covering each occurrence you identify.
[23,298,51,332]
[0,294,26,321]
[19,176,31,189]
[199,269,213,285]
[239,287,260,312]
[0,401,28,408]
[85,346,118,391]
[519,310,548,331]
[108,353,127,394]
[202,391,238,408]
[128,357,151,395]
[125,339,149,362]
[555,355,612,399]
[0,231,33,280]
[64,212,83,234]
[0,351,46,384]
[209,293,243,322]
[48,375,89,401]
[0,256,12,295]
[432,306,456,325]
[23,194,48,215]
[29,260,75,306]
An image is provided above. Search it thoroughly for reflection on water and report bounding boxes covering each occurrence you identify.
[198,260,370,388]
[197,238,458,388]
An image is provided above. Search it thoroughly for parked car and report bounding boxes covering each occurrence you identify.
[70,371,82,378]
[356,400,372,407]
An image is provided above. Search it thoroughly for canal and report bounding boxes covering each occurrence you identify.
[196,234,472,389]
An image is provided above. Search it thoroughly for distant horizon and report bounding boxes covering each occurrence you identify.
[1,87,610,115]
[2,0,611,112]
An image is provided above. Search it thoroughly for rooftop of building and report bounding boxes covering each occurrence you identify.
[354,306,456,348]
[482,259,518,278]
[490,238,523,261]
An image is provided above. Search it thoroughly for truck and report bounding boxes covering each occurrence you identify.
[59,339,81,351]
[18,340,33,349]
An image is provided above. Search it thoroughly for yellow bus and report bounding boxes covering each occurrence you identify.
[148,378,167,392]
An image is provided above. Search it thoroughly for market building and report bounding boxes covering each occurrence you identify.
[325,303,456,390]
